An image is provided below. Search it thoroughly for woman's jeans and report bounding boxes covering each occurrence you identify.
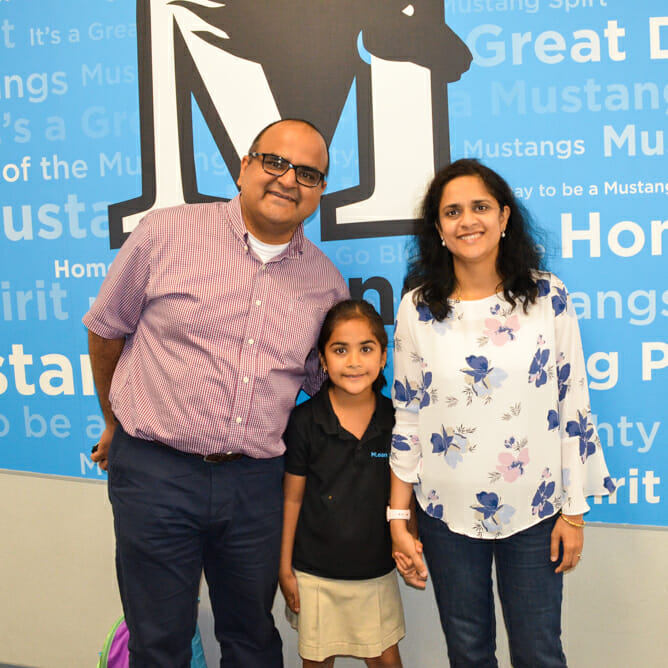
[418,508,567,668]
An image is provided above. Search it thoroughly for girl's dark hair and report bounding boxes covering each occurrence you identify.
[404,158,543,320]
[317,299,388,392]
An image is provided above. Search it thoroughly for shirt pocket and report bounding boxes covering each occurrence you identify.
[264,291,327,373]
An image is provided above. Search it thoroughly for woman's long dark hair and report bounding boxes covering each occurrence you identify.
[404,159,543,321]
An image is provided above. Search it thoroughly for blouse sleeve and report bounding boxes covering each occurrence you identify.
[390,293,425,484]
[551,275,615,514]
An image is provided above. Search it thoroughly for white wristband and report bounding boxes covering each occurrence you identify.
[386,506,411,521]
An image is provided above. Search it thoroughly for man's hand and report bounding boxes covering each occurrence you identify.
[91,423,116,471]
[279,568,300,613]
[391,522,428,589]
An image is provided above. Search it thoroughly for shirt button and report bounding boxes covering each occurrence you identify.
[243,377,249,384]
[243,245,249,252]
[248,338,254,345]
[255,300,261,306]
[235,417,242,424]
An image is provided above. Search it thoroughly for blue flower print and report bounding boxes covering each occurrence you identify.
[416,301,455,334]
[471,491,516,533]
[461,355,508,401]
[395,356,434,409]
[528,346,550,388]
[426,503,444,519]
[532,480,556,518]
[417,370,433,408]
[431,426,472,468]
[566,410,597,462]
[416,302,433,322]
[391,434,411,451]
[557,361,571,401]
[552,286,568,317]
[547,409,559,431]
[394,377,418,406]
[604,476,617,493]
[537,278,551,297]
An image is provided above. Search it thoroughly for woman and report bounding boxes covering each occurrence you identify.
[388,159,614,667]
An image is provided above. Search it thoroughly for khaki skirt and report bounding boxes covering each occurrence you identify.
[288,569,406,662]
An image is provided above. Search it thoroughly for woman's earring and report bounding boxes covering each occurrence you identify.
[441,238,446,246]
[501,231,506,238]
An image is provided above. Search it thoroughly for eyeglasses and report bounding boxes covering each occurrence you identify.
[249,152,325,188]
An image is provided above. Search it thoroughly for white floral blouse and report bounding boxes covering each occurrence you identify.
[391,272,615,539]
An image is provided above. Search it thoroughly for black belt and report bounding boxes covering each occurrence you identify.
[175,447,245,463]
[201,452,244,463]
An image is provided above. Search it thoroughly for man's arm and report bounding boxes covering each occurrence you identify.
[88,330,125,470]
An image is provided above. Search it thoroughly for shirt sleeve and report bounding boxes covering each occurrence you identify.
[302,274,350,397]
[283,407,310,476]
[82,216,153,338]
[551,275,615,514]
[390,293,424,484]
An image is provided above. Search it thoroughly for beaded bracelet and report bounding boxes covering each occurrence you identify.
[560,512,586,528]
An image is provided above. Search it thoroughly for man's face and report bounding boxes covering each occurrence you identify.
[237,121,328,244]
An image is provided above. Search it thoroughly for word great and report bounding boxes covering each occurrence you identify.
[467,18,668,66]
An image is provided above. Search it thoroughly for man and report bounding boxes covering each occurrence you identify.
[84,119,349,667]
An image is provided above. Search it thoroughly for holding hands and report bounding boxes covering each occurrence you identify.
[389,471,429,588]
[391,522,428,589]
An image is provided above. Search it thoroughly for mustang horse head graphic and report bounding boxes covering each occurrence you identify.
[108,0,471,247]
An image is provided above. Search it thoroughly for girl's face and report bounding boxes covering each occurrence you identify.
[320,318,387,399]
[436,175,510,273]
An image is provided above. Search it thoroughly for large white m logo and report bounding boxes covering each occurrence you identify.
[109,0,471,248]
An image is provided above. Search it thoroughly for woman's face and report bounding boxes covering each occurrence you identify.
[436,175,510,273]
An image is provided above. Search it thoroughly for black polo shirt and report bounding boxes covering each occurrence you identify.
[284,384,396,580]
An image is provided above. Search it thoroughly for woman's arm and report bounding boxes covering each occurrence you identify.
[550,275,614,571]
[390,470,428,588]
[390,295,429,587]
[279,473,306,612]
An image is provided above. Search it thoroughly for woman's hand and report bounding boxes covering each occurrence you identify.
[550,514,585,573]
[279,567,300,613]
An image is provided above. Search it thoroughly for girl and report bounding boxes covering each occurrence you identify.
[389,159,615,667]
[280,299,405,668]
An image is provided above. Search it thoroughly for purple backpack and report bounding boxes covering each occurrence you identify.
[97,616,207,667]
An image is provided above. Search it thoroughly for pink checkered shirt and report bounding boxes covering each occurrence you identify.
[83,196,348,458]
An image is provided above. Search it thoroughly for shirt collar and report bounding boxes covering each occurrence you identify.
[226,194,305,258]
[311,382,394,441]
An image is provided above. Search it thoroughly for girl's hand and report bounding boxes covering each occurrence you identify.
[279,568,300,613]
[550,514,584,573]
[391,522,428,589]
